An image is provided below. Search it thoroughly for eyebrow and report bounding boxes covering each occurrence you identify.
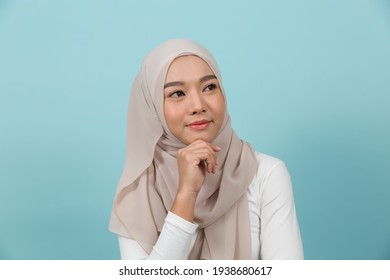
[164,74,217,89]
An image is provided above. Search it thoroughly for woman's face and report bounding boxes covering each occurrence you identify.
[163,55,225,145]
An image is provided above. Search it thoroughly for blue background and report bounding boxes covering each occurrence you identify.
[1,0,389,260]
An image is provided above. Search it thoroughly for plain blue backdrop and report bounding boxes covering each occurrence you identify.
[0,0,389,259]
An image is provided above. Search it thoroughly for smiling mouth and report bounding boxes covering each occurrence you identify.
[186,120,211,130]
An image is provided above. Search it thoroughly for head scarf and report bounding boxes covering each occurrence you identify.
[109,39,259,259]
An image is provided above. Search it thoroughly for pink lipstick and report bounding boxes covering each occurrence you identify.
[186,120,211,130]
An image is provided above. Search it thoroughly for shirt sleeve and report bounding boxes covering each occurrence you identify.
[259,160,304,259]
[118,211,198,260]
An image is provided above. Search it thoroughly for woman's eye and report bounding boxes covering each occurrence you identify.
[169,91,185,98]
[204,83,217,92]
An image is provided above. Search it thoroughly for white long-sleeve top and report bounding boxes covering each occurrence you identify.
[118,152,304,260]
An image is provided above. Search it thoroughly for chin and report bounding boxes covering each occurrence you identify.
[184,135,215,145]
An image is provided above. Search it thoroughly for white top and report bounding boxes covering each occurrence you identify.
[118,152,304,259]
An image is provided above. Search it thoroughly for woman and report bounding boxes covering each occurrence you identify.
[109,39,304,259]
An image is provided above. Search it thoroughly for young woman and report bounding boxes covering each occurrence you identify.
[109,39,304,259]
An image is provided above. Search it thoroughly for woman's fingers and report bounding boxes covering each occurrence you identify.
[185,140,220,171]
[189,145,219,173]
[176,140,221,193]
[178,148,216,173]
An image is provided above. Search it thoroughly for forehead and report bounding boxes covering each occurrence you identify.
[165,55,215,82]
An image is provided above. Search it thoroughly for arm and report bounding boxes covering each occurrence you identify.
[119,140,219,259]
[171,140,220,222]
[259,161,304,259]
[119,211,198,259]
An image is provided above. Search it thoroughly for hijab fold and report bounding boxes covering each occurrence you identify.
[109,39,259,259]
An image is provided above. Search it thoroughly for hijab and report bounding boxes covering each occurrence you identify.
[109,39,259,259]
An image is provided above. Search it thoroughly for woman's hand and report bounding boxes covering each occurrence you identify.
[171,140,221,222]
[177,139,221,194]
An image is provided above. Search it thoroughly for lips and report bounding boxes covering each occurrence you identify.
[186,120,211,129]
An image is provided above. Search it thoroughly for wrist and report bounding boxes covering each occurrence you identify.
[171,190,198,223]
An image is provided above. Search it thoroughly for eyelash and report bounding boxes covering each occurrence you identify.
[169,91,185,98]
[168,83,217,98]
[204,83,217,91]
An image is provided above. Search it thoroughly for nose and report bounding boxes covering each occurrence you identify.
[189,91,206,115]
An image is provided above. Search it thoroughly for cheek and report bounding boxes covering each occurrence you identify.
[164,103,184,129]
[214,94,226,122]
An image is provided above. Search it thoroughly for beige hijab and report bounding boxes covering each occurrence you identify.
[109,39,259,259]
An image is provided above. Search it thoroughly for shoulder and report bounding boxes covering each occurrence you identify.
[253,152,289,183]
[254,152,284,169]
[248,152,292,202]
